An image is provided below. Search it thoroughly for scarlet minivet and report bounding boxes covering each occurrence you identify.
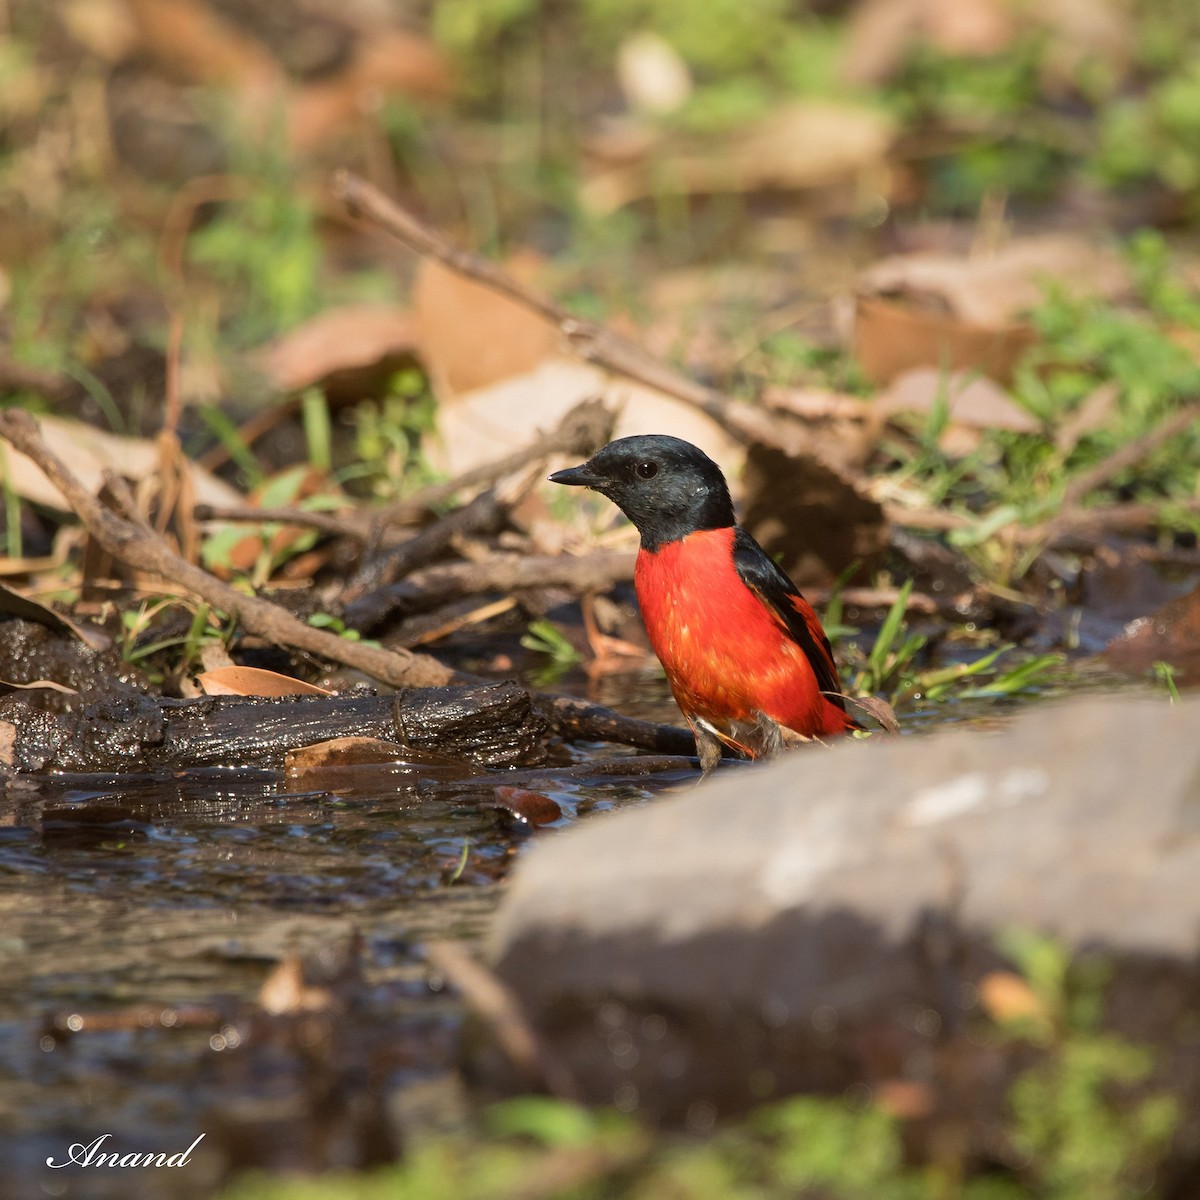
[551,435,857,772]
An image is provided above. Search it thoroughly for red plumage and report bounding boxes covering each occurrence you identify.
[636,527,855,750]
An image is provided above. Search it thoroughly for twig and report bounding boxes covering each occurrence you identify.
[332,171,776,445]
[375,396,616,527]
[346,488,507,599]
[0,408,460,689]
[192,503,376,541]
[424,940,582,1101]
[345,550,636,629]
[1060,403,1200,511]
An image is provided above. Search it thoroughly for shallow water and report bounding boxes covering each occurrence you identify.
[0,656,1158,1199]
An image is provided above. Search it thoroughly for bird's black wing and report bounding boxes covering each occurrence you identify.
[731,526,848,712]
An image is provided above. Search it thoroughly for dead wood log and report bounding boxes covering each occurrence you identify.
[0,682,546,772]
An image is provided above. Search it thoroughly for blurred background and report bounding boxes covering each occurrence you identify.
[5,0,1200,494]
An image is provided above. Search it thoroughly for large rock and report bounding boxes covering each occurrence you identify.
[486,696,1200,1135]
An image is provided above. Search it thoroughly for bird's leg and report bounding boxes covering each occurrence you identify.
[687,717,726,776]
[749,710,786,761]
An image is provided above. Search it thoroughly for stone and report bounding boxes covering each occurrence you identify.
[486,695,1200,1130]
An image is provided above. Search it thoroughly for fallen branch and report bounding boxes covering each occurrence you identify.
[0,684,545,772]
[334,171,788,446]
[192,502,377,542]
[346,488,507,599]
[0,408,461,689]
[346,550,637,630]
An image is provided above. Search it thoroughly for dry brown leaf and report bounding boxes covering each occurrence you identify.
[432,356,740,480]
[287,31,451,151]
[582,100,893,214]
[861,236,1130,329]
[61,0,139,60]
[924,0,1014,56]
[284,736,408,771]
[1105,580,1200,681]
[489,786,564,827]
[740,444,887,587]
[197,666,333,698]
[123,0,281,91]
[0,580,113,652]
[253,304,418,395]
[978,970,1048,1025]
[3,415,242,512]
[842,0,1013,85]
[854,295,1036,386]
[846,693,901,734]
[878,367,1039,436]
[414,256,559,396]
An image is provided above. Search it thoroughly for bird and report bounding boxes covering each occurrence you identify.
[550,434,858,772]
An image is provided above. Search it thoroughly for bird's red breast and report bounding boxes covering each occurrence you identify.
[635,527,855,744]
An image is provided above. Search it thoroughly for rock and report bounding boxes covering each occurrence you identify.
[486,696,1200,1136]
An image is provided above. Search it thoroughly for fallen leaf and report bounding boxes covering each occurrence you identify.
[284,736,408,771]
[61,0,139,60]
[855,295,1036,386]
[978,970,1048,1025]
[432,356,740,481]
[124,0,280,92]
[860,236,1130,329]
[582,100,893,214]
[843,0,1013,86]
[252,304,418,396]
[3,415,243,512]
[489,786,564,827]
[877,367,1039,455]
[0,581,112,652]
[287,30,451,151]
[1105,580,1200,681]
[414,255,559,396]
[197,666,333,697]
[846,694,901,735]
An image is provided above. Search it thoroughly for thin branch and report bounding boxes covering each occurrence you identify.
[374,396,616,526]
[424,940,582,1101]
[345,550,637,629]
[0,408,460,689]
[332,171,776,445]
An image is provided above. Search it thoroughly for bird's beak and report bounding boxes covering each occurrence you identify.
[548,463,601,488]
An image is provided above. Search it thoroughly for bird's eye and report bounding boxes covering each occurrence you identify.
[635,460,658,479]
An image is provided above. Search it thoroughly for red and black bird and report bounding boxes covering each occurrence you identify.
[550,434,857,772]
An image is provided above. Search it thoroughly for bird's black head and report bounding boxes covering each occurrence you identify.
[549,434,734,551]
